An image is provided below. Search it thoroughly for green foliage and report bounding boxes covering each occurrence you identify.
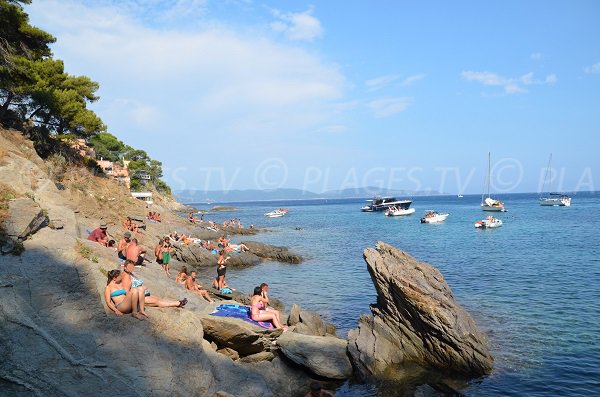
[11,240,25,256]
[0,1,104,139]
[76,240,92,260]
[89,132,126,162]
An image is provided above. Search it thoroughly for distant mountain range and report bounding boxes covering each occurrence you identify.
[174,187,442,204]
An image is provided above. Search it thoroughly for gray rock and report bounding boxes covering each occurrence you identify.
[298,309,326,336]
[217,347,240,360]
[3,198,48,241]
[288,304,300,325]
[241,241,303,264]
[347,241,493,381]
[277,332,352,379]
[325,323,337,336]
[239,351,276,363]
[199,315,274,356]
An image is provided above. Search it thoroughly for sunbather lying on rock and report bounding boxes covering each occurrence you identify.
[121,260,187,309]
[104,269,146,320]
[185,271,214,303]
[250,286,286,329]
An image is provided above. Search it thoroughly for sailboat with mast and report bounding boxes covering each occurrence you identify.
[539,154,571,207]
[481,152,506,212]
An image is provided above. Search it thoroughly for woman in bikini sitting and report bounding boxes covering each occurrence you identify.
[250,286,286,329]
[175,266,189,285]
[104,269,147,320]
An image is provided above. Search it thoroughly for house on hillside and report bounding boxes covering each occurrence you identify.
[97,158,131,189]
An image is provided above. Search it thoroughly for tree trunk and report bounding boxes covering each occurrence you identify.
[0,91,15,120]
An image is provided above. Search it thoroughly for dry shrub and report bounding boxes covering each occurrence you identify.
[47,153,68,182]
[0,182,17,225]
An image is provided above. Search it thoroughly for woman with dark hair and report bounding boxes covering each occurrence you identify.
[175,266,188,284]
[103,269,146,320]
[250,286,286,329]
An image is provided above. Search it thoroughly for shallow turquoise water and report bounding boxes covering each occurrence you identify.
[192,192,600,396]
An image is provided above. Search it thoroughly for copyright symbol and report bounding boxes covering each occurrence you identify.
[491,158,523,193]
[254,158,288,189]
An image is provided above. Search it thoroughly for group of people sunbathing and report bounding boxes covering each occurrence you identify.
[147,211,161,222]
[123,216,144,235]
[104,259,188,320]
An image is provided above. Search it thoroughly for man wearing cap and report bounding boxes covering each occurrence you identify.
[88,223,109,246]
[117,232,132,260]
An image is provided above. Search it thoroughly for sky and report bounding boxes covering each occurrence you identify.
[26,0,600,194]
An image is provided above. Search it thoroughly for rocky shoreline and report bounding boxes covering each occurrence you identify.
[0,129,493,396]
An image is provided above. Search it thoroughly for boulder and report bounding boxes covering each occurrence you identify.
[287,304,300,326]
[239,351,276,363]
[173,244,262,268]
[199,315,277,356]
[241,241,303,264]
[217,347,240,361]
[277,332,352,379]
[347,242,493,381]
[3,198,48,241]
[298,310,326,336]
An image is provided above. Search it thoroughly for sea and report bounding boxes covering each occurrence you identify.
[190,192,600,396]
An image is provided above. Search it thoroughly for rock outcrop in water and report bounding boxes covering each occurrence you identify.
[347,242,493,380]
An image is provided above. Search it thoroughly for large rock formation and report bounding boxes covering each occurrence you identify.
[347,242,493,380]
[277,332,352,379]
[241,241,303,264]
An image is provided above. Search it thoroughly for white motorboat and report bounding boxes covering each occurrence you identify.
[420,211,449,223]
[385,206,416,216]
[540,154,571,207]
[481,152,506,212]
[264,209,287,218]
[361,197,412,212]
[475,216,503,229]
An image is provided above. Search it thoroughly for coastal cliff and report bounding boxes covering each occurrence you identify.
[0,129,344,396]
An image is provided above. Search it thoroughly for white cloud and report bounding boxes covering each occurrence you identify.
[530,52,542,60]
[584,62,600,74]
[365,74,400,91]
[270,7,323,41]
[401,73,425,86]
[367,97,411,118]
[27,0,344,140]
[461,70,557,95]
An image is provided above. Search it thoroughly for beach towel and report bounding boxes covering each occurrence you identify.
[210,304,274,329]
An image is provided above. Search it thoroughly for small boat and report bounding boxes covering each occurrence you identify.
[458,194,464,198]
[540,154,571,207]
[481,152,506,212]
[475,216,503,229]
[420,211,449,223]
[361,196,412,212]
[264,209,286,218]
[385,206,416,216]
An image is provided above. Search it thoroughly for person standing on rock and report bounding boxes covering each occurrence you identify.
[88,223,109,246]
[104,269,146,320]
[126,238,147,266]
[154,237,172,276]
[215,250,230,290]
[117,231,131,261]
